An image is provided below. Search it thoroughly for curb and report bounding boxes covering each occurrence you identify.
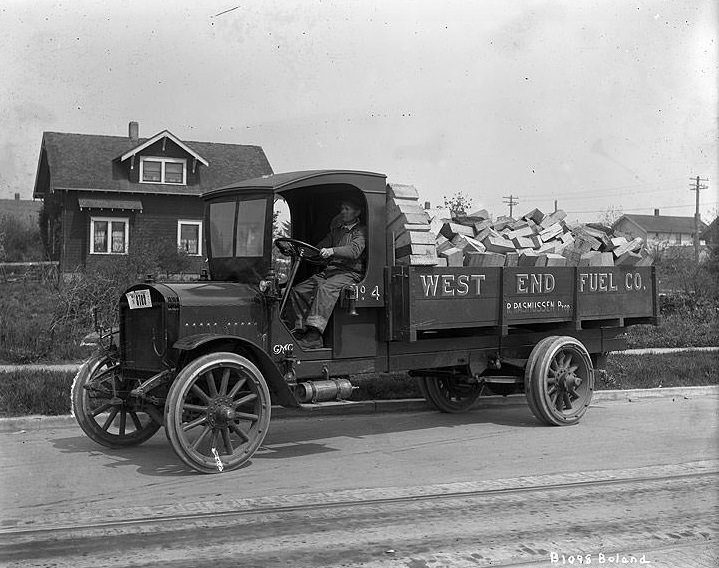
[612,346,719,355]
[1,385,716,433]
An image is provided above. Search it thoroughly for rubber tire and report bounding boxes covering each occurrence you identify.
[71,352,161,447]
[421,375,482,413]
[524,336,594,426]
[524,336,559,423]
[164,352,271,474]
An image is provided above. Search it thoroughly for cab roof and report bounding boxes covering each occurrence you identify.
[203,169,387,200]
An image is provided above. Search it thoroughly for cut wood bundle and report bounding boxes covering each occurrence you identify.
[540,223,563,242]
[483,235,517,254]
[387,183,439,266]
[522,208,545,225]
[465,251,505,267]
[440,222,474,240]
[440,247,464,267]
[395,228,434,249]
[388,186,653,267]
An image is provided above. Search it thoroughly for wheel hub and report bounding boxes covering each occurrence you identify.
[561,375,582,390]
[207,396,236,428]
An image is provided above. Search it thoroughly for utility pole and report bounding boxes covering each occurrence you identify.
[503,195,519,218]
[689,176,708,263]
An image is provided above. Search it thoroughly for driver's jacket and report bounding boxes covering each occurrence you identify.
[316,222,367,276]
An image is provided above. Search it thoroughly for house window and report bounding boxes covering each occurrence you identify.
[140,157,186,185]
[178,220,202,256]
[675,233,682,244]
[90,217,129,254]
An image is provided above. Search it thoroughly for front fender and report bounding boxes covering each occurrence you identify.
[81,327,120,349]
[173,334,298,407]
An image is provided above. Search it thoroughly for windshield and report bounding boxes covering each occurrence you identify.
[209,198,267,258]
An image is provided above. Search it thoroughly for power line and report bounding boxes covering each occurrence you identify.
[526,178,688,200]
[503,195,519,217]
[563,201,719,215]
[528,181,689,201]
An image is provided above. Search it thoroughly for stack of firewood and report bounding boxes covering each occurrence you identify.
[386,183,440,265]
[386,184,652,267]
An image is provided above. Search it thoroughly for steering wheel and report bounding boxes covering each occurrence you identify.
[274,237,325,265]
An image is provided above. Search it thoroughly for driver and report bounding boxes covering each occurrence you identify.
[287,197,366,349]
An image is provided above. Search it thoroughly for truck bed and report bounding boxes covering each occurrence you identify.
[389,265,657,341]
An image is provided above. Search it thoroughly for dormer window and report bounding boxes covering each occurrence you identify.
[140,156,186,185]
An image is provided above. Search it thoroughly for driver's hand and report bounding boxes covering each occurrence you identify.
[319,247,333,258]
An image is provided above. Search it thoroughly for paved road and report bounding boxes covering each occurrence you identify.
[1,395,717,566]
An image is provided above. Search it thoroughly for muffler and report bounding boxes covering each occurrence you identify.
[296,379,357,403]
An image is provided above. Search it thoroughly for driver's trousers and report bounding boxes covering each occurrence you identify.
[287,268,362,333]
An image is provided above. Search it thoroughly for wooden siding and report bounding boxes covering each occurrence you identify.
[61,191,206,274]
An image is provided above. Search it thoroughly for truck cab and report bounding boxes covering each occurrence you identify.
[203,170,389,364]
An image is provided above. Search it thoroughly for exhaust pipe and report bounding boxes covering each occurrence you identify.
[296,379,357,403]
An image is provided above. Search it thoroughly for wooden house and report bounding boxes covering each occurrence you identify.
[33,122,272,274]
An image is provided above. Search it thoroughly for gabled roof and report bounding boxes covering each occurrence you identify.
[118,130,209,166]
[34,131,272,198]
[614,214,708,234]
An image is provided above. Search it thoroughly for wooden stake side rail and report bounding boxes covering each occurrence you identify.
[389,265,656,342]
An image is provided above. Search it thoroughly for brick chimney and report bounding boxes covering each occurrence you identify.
[129,121,139,143]
[14,192,20,201]
[654,209,660,216]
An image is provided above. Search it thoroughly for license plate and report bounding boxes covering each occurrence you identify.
[126,289,153,309]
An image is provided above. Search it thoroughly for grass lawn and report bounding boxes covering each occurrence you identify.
[0,281,88,364]
[2,352,717,417]
[0,370,77,417]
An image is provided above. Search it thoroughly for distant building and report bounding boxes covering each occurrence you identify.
[700,217,719,247]
[32,121,273,274]
[612,209,708,248]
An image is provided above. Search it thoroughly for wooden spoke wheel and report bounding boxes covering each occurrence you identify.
[164,353,271,474]
[419,375,482,413]
[525,336,594,426]
[72,353,161,447]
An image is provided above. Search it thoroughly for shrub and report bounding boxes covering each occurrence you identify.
[0,214,44,262]
[655,249,719,299]
[52,237,192,335]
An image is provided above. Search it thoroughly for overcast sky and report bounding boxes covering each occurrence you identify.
[1,0,717,223]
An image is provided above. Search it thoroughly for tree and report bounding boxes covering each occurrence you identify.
[597,204,624,227]
[443,192,473,217]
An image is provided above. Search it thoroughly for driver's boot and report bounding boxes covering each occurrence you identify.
[298,326,324,349]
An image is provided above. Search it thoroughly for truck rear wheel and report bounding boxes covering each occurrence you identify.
[419,375,482,413]
[525,336,594,426]
[164,352,271,474]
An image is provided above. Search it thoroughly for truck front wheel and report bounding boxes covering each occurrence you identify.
[525,336,594,426]
[71,353,162,447]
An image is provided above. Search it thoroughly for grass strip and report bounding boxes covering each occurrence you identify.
[2,352,717,418]
[0,370,76,417]
[600,351,719,390]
